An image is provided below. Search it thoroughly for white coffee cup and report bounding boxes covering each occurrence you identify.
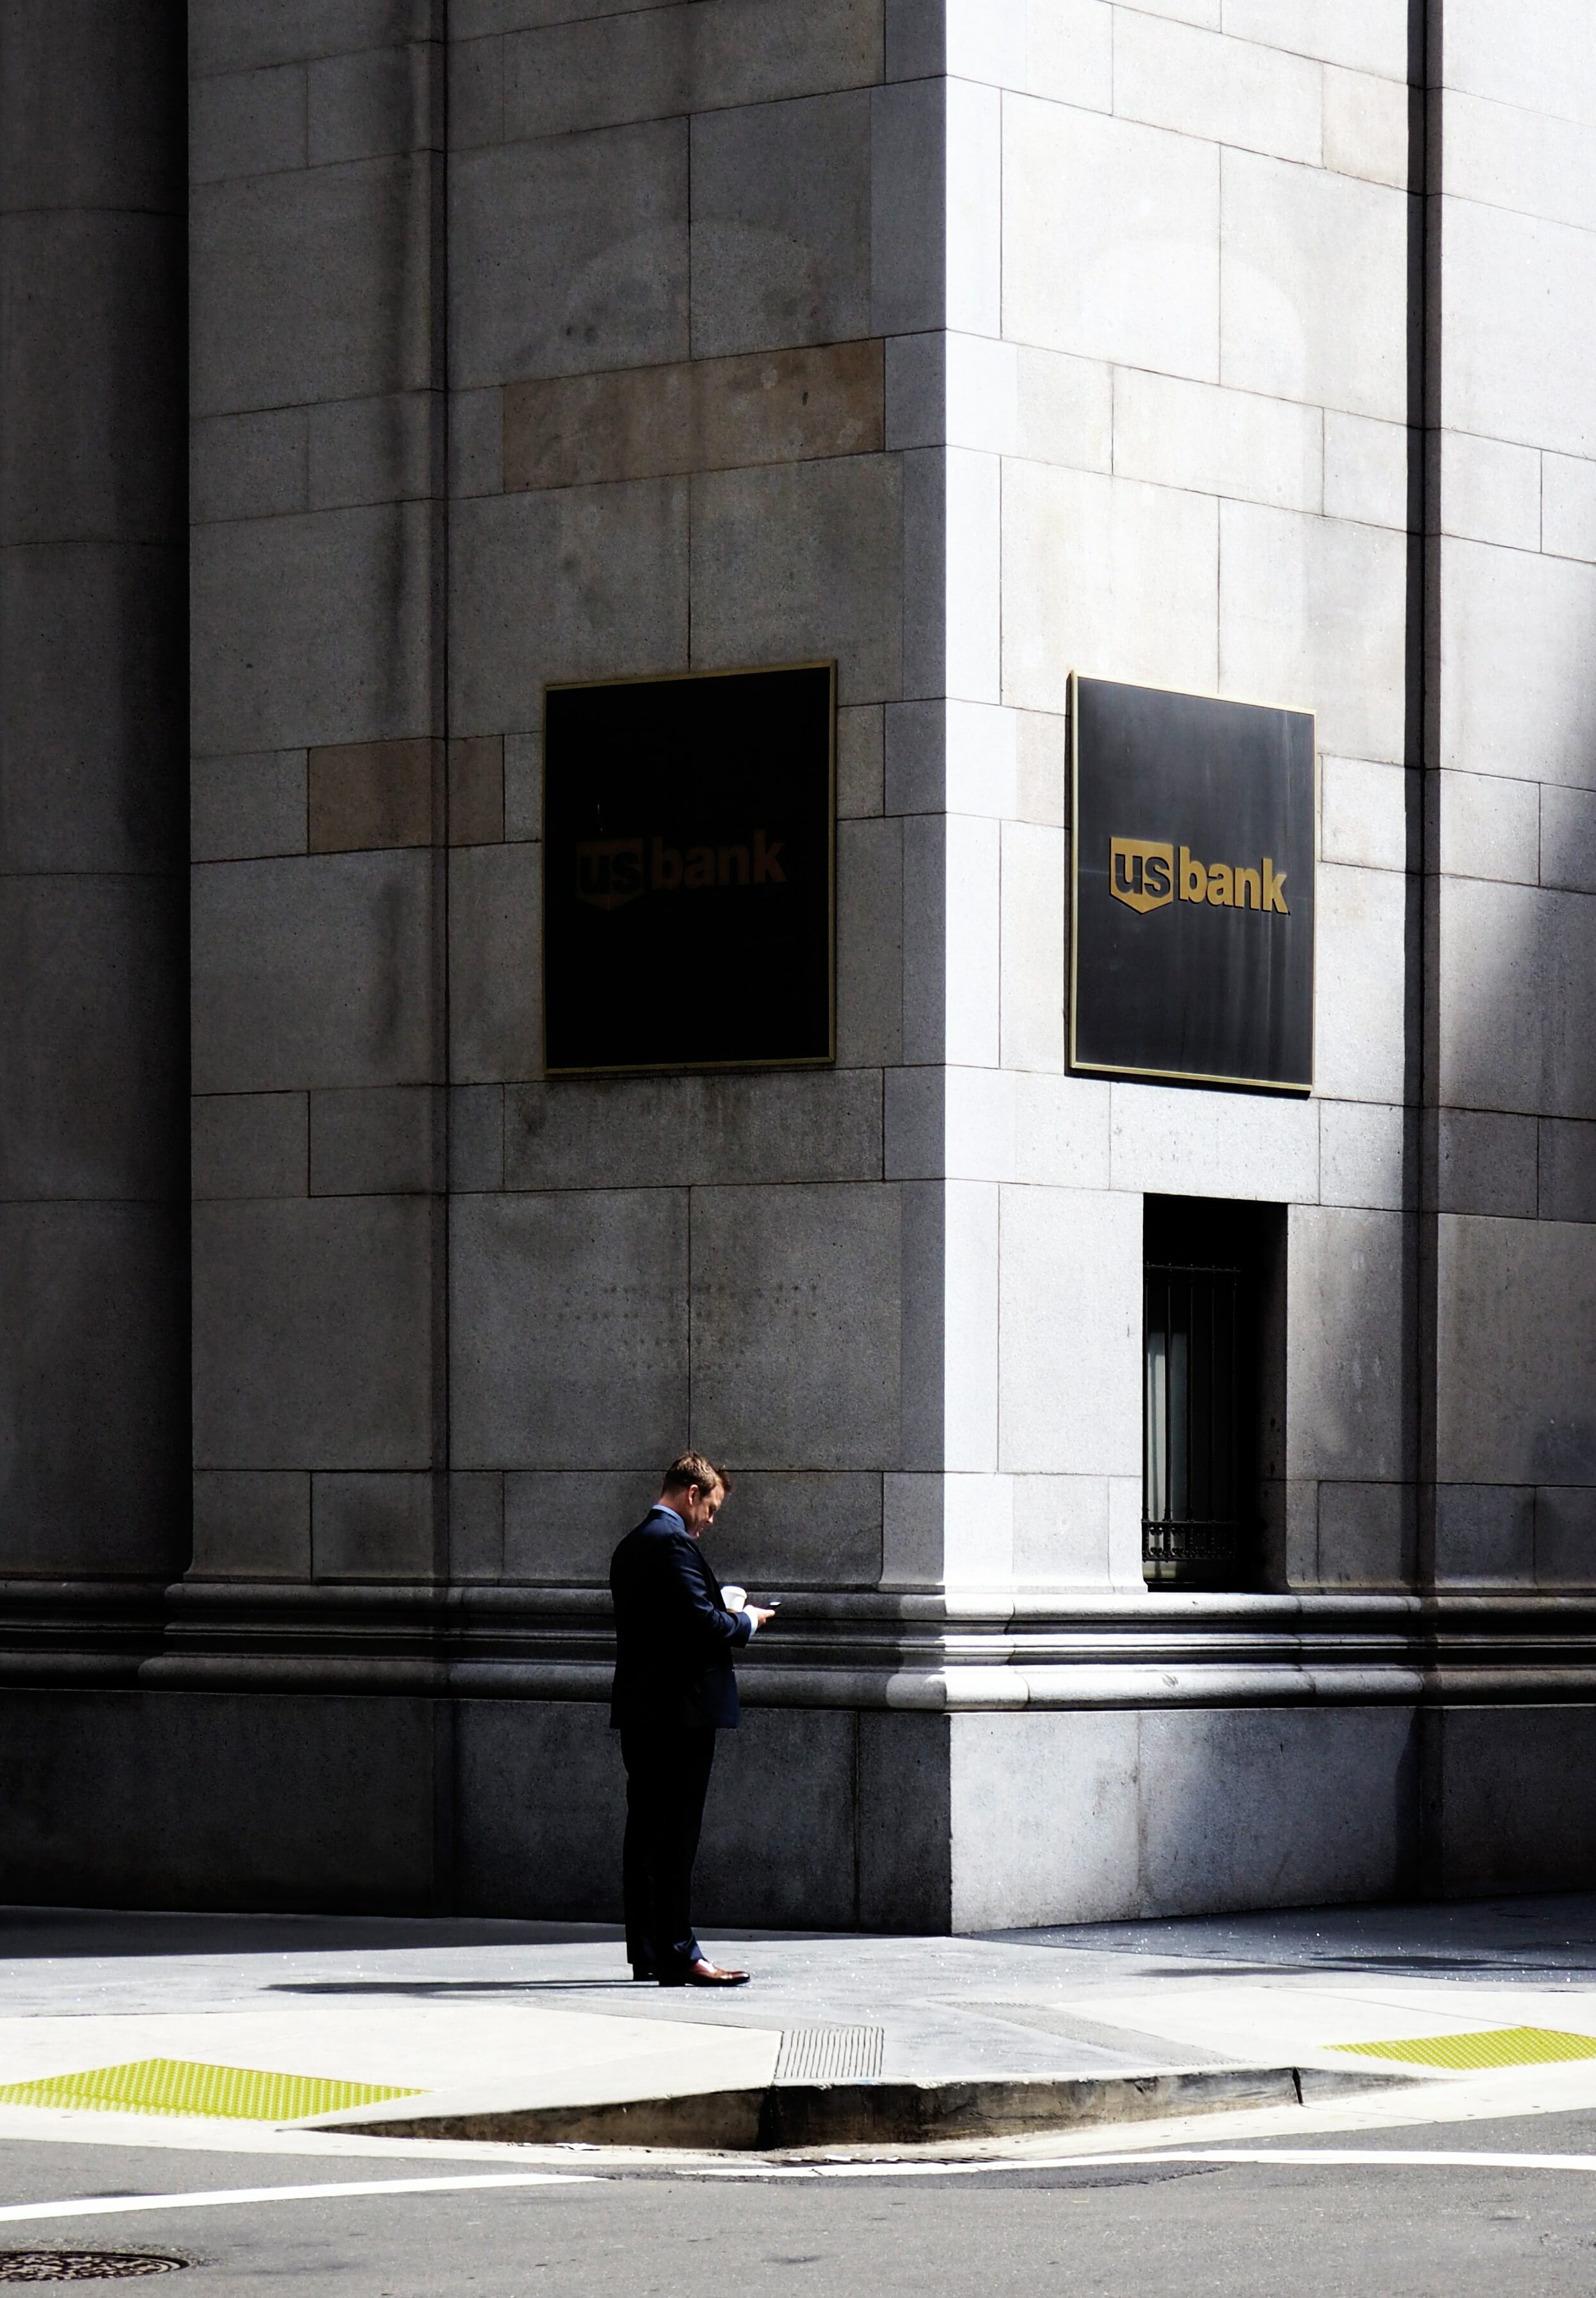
[722,1585,747,1612]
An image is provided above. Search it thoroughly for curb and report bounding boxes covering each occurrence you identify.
[325,2063,1413,2152]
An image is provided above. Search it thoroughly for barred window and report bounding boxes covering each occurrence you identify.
[1143,1196,1282,1590]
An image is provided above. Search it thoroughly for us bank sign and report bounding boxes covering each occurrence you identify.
[1069,676,1315,1093]
[543,662,835,1077]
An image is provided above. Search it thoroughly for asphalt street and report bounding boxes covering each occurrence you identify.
[3,2107,1596,2297]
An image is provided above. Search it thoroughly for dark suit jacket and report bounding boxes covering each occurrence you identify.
[609,1506,752,1731]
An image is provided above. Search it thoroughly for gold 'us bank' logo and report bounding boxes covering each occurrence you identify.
[575,833,786,910]
[1110,838,1288,916]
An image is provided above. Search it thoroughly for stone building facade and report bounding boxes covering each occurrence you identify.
[2,0,1595,1925]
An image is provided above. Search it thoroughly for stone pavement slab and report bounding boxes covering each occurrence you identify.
[0,1894,1594,2147]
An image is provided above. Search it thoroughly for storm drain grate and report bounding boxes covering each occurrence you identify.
[775,2027,885,2082]
[1330,2026,1596,2071]
[0,2254,188,2282]
[0,2060,424,2122]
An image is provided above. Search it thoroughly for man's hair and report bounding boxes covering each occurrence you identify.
[661,1451,729,1498]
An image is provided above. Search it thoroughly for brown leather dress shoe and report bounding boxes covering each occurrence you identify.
[681,1959,751,1986]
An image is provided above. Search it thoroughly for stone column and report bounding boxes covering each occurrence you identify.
[1423,4,1596,1588]
[187,4,450,1597]
[1415,0,1596,1887]
[0,1,187,1579]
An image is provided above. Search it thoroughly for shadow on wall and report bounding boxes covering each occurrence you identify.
[1423,738,1596,1595]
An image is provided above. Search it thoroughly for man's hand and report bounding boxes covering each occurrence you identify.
[745,1606,777,1630]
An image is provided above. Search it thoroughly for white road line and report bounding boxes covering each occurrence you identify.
[0,2173,594,2227]
[1078,2150,1596,2173]
[4,2147,1596,2217]
[691,2148,1596,2181]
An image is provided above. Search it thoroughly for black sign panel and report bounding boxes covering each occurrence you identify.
[1070,676,1315,1093]
[543,664,834,1076]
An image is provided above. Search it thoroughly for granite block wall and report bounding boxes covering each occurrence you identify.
[0,0,188,1573]
[22,1685,1596,1927]
[189,0,450,1580]
[169,0,1596,1916]
[907,0,1420,1592]
[832,0,1596,1606]
[1427,4,1596,1588]
[2,0,1593,1928]
[187,0,956,1599]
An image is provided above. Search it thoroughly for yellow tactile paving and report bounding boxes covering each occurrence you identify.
[0,2059,424,2122]
[1330,2027,1596,2072]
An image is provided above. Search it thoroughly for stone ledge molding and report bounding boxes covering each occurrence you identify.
[6,1579,1596,1708]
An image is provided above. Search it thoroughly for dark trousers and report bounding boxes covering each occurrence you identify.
[620,1723,717,1977]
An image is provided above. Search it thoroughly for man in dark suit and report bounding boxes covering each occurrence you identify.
[610,1452,774,1987]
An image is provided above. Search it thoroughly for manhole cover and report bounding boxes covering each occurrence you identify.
[0,2256,189,2282]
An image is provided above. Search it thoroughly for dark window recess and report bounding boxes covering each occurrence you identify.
[1143,1196,1285,1590]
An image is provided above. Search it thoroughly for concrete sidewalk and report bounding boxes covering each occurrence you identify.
[3,1895,1596,2150]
